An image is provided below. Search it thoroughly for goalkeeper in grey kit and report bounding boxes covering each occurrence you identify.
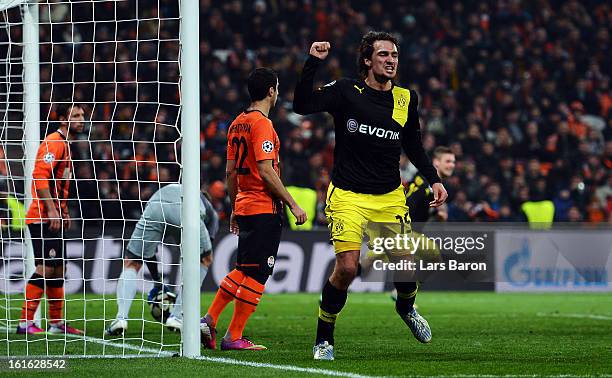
[106,183,218,335]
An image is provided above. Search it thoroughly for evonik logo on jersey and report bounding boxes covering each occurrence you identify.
[346,119,400,140]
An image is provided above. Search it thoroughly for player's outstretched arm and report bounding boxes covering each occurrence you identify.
[257,160,307,225]
[293,41,341,115]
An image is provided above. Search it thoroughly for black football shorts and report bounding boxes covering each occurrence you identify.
[235,213,282,277]
[28,223,65,268]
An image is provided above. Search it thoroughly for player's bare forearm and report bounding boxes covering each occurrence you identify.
[258,161,307,225]
[227,173,237,210]
[36,188,58,215]
[257,161,297,209]
[225,160,238,210]
[225,159,240,233]
[36,187,61,231]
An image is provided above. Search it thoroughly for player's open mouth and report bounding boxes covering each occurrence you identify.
[385,66,395,73]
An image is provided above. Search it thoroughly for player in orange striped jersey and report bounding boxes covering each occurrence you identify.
[18,104,85,335]
[200,68,307,350]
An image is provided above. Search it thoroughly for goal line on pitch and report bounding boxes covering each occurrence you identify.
[0,324,176,358]
[0,325,377,378]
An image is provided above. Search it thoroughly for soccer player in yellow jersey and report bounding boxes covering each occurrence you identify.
[294,31,448,360]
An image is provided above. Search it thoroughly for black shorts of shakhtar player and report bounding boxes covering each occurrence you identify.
[235,213,282,284]
[28,223,65,268]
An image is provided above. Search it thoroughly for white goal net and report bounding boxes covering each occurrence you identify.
[0,0,190,357]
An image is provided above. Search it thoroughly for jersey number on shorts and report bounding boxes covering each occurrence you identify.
[232,136,251,175]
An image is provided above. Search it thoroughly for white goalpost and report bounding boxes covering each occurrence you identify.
[178,0,199,358]
[19,0,39,329]
[0,0,200,357]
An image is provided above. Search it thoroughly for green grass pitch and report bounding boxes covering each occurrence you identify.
[0,292,610,377]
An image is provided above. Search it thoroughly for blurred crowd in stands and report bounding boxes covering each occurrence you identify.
[25,1,181,222]
[2,0,609,229]
[202,0,611,227]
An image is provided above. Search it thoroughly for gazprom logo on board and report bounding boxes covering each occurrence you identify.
[503,239,607,287]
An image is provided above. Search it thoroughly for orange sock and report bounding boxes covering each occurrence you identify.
[226,276,265,341]
[206,269,246,326]
[46,283,64,324]
[21,282,44,322]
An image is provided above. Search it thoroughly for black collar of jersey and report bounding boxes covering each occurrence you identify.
[359,79,397,95]
[243,109,268,118]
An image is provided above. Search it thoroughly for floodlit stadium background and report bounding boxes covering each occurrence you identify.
[0,1,610,374]
[200,0,610,228]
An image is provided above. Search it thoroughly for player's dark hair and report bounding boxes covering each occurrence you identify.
[247,68,278,102]
[433,146,453,159]
[358,31,399,79]
[56,102,83,121]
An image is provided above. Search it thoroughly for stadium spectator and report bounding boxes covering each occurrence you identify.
[32,0,609,225]
[0,180,26,234]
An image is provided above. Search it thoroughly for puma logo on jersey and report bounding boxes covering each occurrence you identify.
[354,85,364,94]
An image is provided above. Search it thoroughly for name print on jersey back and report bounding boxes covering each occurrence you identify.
[226,110,281,216]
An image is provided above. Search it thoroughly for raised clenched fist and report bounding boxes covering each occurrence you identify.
[309,42,331,60]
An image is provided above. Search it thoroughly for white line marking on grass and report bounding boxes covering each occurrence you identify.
[437,375,598,378]
[536,312,612,321]
[437,375,604,378]
[0,326,176,357]
[0,354,165,359]
[437,375,539,378]
[1,326,378,377]
[66,333,176,356]
[195,355,380,378]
